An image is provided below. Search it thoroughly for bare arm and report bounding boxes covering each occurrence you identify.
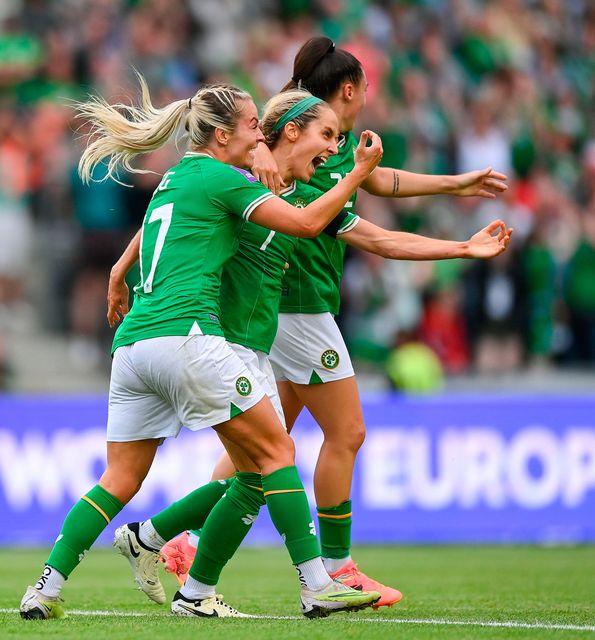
[250,131,383,237]
[362,166,508,199]
[340,218,513,260]
[107,229,140,327]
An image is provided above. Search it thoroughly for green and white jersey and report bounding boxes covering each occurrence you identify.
[279,131,359,315]
[220,180,359,353]
[112,153,274,352]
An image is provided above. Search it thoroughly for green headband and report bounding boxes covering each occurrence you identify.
[272,96,323,132]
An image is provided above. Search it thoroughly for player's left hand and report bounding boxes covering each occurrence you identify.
[467,219,513,258]
[452,167,508,198]
[107,275,129,328]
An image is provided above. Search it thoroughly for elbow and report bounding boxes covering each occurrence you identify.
[298,221,320,238]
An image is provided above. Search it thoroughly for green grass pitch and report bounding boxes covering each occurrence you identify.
[1,545,594,639]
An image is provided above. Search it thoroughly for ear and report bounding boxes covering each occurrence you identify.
[342,83,354,102]
[214,127,229,146]
[283,121,300,142]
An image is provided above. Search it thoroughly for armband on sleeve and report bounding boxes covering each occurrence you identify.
[323,209,349,238]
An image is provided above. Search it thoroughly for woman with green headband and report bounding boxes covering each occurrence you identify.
[20,79,385,621]
[107,89,511,610]
[157,36,512,607]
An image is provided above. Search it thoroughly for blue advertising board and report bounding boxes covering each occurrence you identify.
[1,394,594,545]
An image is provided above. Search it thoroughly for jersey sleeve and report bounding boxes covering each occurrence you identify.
[207,164,275,220]
[336,211,359,234]
[323,210,360,238]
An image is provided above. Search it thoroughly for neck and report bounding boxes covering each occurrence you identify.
[325,94,351,133]
[271,144,294,185]
[192,143,226,163]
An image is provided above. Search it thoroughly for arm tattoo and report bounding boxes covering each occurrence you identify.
[392,170,400,195]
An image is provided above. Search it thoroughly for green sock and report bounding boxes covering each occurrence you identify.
[151,479,233,542]
[262,465,321,565]
[46,484,123,577]
[189,472,264,584]
[317,499,352,559]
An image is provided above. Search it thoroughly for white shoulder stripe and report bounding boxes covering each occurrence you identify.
[337,215,360,235]
[243,192,276,220]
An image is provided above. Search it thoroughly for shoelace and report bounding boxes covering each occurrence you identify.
[214,595,238,613]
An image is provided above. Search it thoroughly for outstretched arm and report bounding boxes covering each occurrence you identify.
[107,229,140,327]
[362,166,508,199]
[340,218,513,260]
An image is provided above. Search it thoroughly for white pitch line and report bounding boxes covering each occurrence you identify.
[2,609,594,632]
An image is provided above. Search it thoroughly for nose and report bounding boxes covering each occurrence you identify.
[256,127,265,143]
[328,140,339,156]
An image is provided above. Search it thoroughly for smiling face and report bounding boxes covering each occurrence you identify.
[287,105,340,182]
[223,99,264,168]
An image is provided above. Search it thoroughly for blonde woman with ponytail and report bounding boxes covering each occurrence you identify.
[20,77,385,621]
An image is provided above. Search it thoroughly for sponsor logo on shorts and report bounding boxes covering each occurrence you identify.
[321,349,340,370]
[236,376,252,396]
[293,198,308,209]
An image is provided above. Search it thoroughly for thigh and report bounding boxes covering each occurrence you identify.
[277,381,304,433]
[217,434,260,473]
[269,313,354,384]
[290,375,364,441]
[213,395,294,474]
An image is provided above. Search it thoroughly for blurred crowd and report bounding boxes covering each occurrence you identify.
[0,0,594,390]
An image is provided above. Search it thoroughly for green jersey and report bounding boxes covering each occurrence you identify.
[221,181,359,353]
[279,131,359,314]
[112,153,274,352]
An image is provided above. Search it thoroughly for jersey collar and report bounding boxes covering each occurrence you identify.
[280,181,297,197]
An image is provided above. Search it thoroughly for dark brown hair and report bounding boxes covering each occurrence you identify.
[282,36,364,101]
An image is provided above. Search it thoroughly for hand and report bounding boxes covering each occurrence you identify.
[452,167,508,198]
[252,142,284,195]
[107,273,129,328]
[467,219,514,258]
[353,130,383,178]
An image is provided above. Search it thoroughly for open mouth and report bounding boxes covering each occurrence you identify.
[311,155,327,170]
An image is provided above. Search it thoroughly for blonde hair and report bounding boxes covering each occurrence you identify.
[76,74,252,184]
[261,90,327,147]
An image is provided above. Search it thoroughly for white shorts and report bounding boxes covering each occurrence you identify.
[269,312,355,385]
[228,342,285,428]
[107,335,265,442]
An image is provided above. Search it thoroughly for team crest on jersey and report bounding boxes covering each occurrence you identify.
[293,197,308,209]
[236,376,252,396]
[231,166,258,182]
[321,349,340,370]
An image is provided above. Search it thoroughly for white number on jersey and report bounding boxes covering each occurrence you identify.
[330,172,354,208]
[139,202,173,293]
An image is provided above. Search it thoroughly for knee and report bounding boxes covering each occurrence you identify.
[326,419,366,454]
[99,469,143,504]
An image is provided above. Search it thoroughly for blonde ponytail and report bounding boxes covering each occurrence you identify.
[76,74,252,185]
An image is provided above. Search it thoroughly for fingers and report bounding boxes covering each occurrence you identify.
[484,219,505,235]
[484,178,508,191]
[486,169,508,181]
[358,130,370,147]
[272,173,281,196]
